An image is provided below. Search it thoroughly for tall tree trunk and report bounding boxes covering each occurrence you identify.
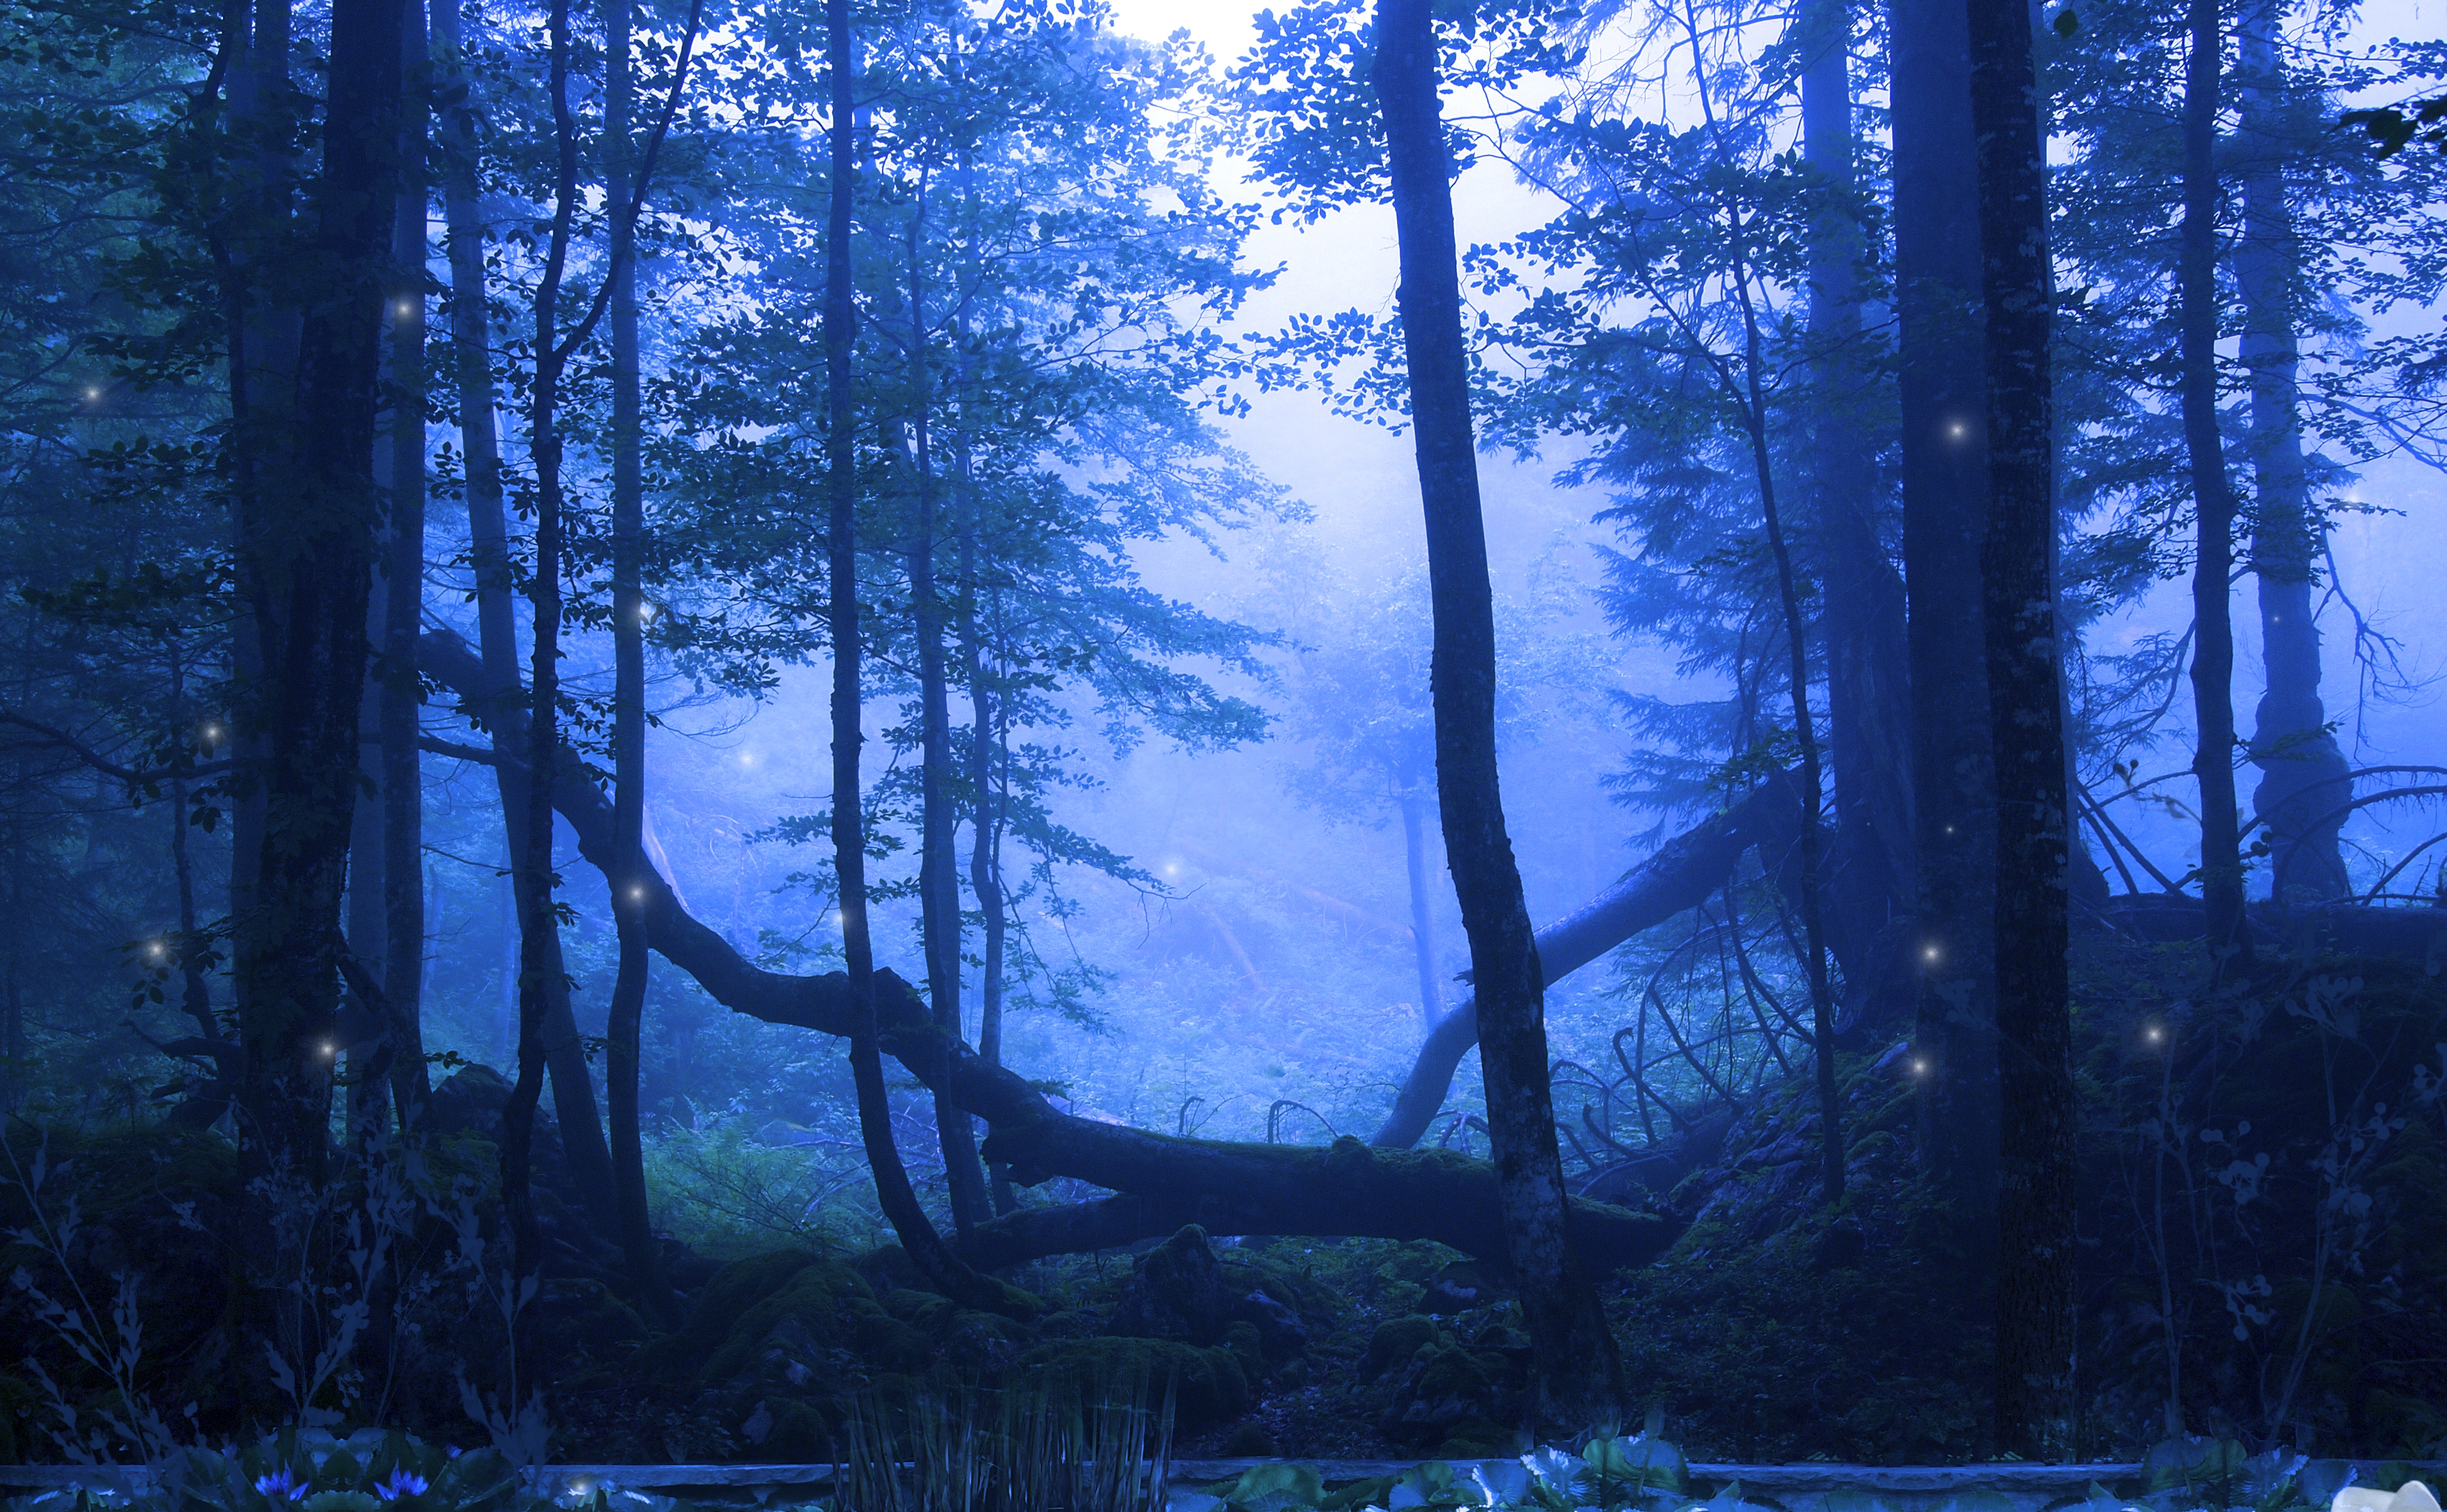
[905,200,992,1241]
[504,0,589,1287]
[824,0,1014,1314]
[2181,0,2253,970]
[382,0,430,1133]
[1892,0,1998,1439]
[1370,0,1622,1431]
[435,0,618,1226]
[231,0,404,1186]
[2235,0,2351,903]
[1967,0,2077,1459]
[220,0,297,1034]
[1801,0,1917,1041]
[1398,781,1442,1030]
[604,0,676,1323]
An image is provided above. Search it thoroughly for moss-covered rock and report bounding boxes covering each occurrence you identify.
[1379,1342,1516,1448]
[1362,1315,1438,1380]
[1108,1225,1228,1343]
[749,1396,831,1463]
[1017,1335,1248,1428]
[701,1257,883,1380]
[939,1309,1032,1373]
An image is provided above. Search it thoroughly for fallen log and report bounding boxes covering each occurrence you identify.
[416,627,1684,1272]
[1369,773,1804,1148]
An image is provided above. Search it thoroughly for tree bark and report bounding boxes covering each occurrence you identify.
[2180,0,2253,971]
[230,0,404,1186]
[1966,0,2077,1459]
[1370,0,1622,1430]
[1892,0,1999,1355]
[1399,783,1443,1030]
[2235,0,2352,903]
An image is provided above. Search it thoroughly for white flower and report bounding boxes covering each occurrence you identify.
[2334,1483,2442,1512]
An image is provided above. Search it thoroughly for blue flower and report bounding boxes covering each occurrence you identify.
[253,1471,308,1502]
[374,1470,430,1502]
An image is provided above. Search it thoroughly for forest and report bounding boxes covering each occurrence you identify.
[4,0,2447,1485]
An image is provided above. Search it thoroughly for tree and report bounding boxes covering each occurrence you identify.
[2179,0,2252,972]
[1372,0,1625,1431]
[226,0,405,1188]
[1966,0,2077,1459]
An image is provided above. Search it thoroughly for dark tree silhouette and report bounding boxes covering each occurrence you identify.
[1370,0,1623,1431]
[1967,0,2078,1459]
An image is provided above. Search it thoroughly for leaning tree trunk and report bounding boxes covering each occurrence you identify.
[2179,0,2253,972]
[1891,0,2000,1371]
[1967,0,2077,1460]
[1370,0,1622,1431]
[2235,0,2352,903]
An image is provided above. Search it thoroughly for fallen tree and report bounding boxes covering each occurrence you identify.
[416,628,1695,1270]
[415,627,2445,1267]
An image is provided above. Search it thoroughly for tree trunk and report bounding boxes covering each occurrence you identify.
[1966,0,2077,1459]
[434,0,618,1227]
[1892,0,1999,1340]
[905,202,992,1241]
[1370,0,1622,1431]
[824,0,1011,1315]
[504,0,589,1286]
[604,0,676,1323]
[2180,0,2253,971]
[230,0,404,1186]
[1801,0,1917,1044]
[1399,783,1442,1030]
[2235,0,2352,903]
[379,0,430,1135]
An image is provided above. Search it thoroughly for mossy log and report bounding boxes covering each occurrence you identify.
[415,627,1686,1271]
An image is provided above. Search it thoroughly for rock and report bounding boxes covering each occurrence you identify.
[1381,1342,1519,1449]
[1421,1260,1493,1314]
[1233,1288,1310,1357]
[1108,1224,1228,1345]
[1222,1423,1279,1457]
[428,1064,513,1136]
[1363,1314,1438,1380]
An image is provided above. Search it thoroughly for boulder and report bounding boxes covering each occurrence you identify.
[1107,1224,1228,1345]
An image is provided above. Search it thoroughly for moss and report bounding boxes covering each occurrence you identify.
[1016,1336,1249,1428]
[758,1397,831,1463]
[700,1258,880,1381]
[1222,1318,1265,1382]
[882,1288,960,1334]
[1363,1315,1438,1380]
[1435,1416,1517,1459]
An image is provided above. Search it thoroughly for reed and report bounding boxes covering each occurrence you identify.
[828,1372,1177,1512]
